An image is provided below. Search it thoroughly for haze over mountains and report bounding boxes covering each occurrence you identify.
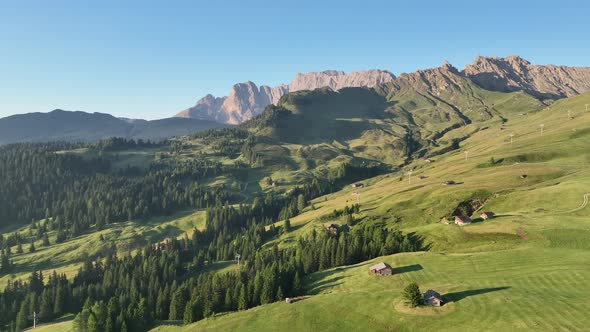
[178,55,590,124]
[0,110,225,145]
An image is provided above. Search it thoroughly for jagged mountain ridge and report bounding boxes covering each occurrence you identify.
[176,70,396,124]
[463,55,590,99]
[178,56,590,124]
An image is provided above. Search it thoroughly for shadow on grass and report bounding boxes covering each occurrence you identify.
[444,287,510,303]
[394,264,423,274]
[407,232,431,251]
[307,276,346,294]
[472,214,515,224]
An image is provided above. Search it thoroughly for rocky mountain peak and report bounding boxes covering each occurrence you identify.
[463,55,590,98]
[177,69,395,124]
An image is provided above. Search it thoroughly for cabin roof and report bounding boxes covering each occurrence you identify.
[369,262,388,271]
[455,215,472,223]
[424,289,443,300]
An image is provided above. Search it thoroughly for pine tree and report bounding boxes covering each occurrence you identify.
[402,282,422,308]
[74,299,93,332]
[15,303,28,331]
[87,313,98,332]
[238,283,248,310]
[53,284,65,317]
[183,302,194,325]
[276,286,284,301]
[42,232,50,246]
[169,287,187,320]
[284,219,291,233]
[224,288,233,311]
[16,242,23,254]
[29,239,36,253]
[105,317,114,332]
[293,272,302,295]
[39,289,53,322]
[297,194,306,212]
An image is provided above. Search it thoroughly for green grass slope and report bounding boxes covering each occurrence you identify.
[153,92,590,331]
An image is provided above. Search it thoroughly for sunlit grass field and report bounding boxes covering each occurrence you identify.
[17,92,590,331]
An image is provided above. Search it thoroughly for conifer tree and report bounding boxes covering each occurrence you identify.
[183,302,194,324]
[403,282,422,308]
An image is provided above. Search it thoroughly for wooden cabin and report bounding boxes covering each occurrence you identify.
[155,237,174,250]
[423,290,443,306]
[369,262,393,275]
[480,212,495,220]
[454,216,472,226]
[326,224,339,234]
[351,183,365,188]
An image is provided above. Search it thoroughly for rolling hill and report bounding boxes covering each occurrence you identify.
[0,109,227,145]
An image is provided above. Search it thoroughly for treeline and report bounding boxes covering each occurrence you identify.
[192,128,249,157]
[92,138,160,151]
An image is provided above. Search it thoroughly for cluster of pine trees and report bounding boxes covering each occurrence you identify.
[0,213,421,331]
[0,143,232,238]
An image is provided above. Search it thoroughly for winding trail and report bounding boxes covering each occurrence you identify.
[561,193,590,214]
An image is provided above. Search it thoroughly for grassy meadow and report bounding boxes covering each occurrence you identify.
[150,93,590,331]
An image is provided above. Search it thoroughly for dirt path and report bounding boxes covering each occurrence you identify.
[561,192,590,214]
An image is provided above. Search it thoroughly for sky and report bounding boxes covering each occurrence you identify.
[0,0,589,120]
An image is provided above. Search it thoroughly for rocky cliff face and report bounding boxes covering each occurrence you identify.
[176,70,396,124]
[177,56,590,124]
[463,55,590,99]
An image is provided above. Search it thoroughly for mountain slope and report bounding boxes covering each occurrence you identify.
[463,55,590,99]
[152,91,590,332]
[176,70,395,124]
[176,56,590,125]
[0,109,226,144]
[243,63,545,166]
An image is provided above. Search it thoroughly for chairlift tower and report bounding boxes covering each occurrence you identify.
[235,254,241,267]
[464,150,469,161]
[540,124,544,135]
[407,170,413,185]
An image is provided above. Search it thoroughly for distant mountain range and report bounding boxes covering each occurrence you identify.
[177,55,590,124]
[3,55,590,145]
[0,110,225,145]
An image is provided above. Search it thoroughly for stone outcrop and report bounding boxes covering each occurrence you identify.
[463,55,590,99]
[176,70,396,124]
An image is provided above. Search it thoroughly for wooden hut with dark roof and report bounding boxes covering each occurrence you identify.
[423,290,443,306]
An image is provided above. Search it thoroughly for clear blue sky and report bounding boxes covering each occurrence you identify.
[1,0,588,119]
